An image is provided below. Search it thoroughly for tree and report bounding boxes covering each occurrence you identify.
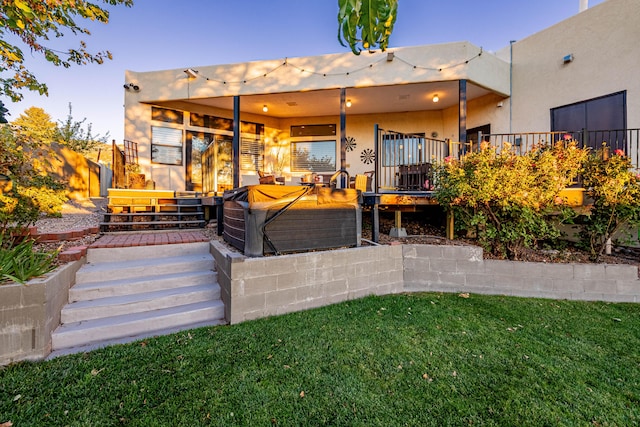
[1,112,66,236]
[12,106,57,144]
[0,0,133,102]
[338,0,398,55]
[57,103,109,155]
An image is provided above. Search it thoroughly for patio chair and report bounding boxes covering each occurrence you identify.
[258,170,276,185]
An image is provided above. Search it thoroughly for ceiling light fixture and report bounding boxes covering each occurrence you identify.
[432,94,439,103]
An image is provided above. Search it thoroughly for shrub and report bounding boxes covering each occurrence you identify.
[579,146,640,261]
[434,140,588,259]
[0,235,58,285]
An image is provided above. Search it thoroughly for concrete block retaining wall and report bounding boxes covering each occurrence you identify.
[213,242,640,325]
[403,244,640,302]
[211,241,405,324]
[0,259,83,365]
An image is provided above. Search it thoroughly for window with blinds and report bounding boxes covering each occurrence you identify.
[291,140,336,172]
[241,137,264,172]
[151,126,183,165]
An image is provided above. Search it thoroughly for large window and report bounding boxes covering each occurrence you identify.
[291,140,336,172]
[151,126,183,165]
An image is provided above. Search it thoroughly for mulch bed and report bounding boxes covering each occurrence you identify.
[29,200,639,269]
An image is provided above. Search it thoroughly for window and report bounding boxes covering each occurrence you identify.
[241,137,264,172]
[382,133,425,166]
[190,113,233,131]
[151,126,183,165]
[291,124,337,137]
[291,140,336,172]
[152,107,184,124]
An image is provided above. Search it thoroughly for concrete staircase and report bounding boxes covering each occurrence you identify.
[50,240,226,357]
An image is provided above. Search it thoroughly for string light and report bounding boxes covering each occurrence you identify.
[185,49,484,86]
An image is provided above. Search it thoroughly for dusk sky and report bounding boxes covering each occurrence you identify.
[6,0,605,144]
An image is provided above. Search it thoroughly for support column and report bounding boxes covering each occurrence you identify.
[389,210,407,238]
[371,203,380,243]
[233,95,240,189]
[340,88,347,188]
[446,209,455,240]
[459,79,467,154]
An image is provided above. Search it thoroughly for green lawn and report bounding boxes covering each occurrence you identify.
[1,293,639,426]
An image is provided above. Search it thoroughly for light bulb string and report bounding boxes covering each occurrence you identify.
[187,48,483,85]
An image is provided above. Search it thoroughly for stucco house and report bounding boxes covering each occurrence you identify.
[122,0,639,194]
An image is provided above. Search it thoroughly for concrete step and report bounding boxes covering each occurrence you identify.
[75,253,214,284]
[52,300,225,350]
[70,270,218,302]
[62,283,221,323]
[86,241,210,263]
[48,319,226,359]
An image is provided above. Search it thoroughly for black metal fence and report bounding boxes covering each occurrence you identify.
[374,125,452,192]
[373,126,640,192]
[478,129,640,172]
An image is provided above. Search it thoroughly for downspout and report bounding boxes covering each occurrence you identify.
[509,40,515,134]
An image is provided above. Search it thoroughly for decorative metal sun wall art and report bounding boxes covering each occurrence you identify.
[345,136,357,152]
[360,148,375,165]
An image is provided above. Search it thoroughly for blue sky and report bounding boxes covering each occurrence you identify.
[6,0,604,144]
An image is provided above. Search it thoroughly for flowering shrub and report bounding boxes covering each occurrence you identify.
[434,140,588,259]
[579,146,640,260]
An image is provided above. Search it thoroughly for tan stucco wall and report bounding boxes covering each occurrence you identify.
[126,42,509,103]
[123,0,638,190]
[509,0,640,132]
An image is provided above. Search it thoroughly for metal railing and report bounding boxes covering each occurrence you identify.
[373,127,640,192]
[478,129,639,172]
[374,125,453,191]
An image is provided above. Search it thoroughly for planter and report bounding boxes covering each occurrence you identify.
[0,260,84,365]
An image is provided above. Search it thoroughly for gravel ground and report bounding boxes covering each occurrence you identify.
[33,199,638,268]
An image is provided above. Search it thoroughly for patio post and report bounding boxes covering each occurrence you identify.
[233,95,240,189]
[459,79,467,153]
[340,87,347,187]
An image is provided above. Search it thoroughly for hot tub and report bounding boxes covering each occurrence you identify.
[223,185,361,257]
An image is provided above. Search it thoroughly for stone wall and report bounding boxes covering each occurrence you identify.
[211,241,404,324]
[0,260,83,365]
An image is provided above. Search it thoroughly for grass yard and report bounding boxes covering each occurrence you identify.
[1,292,639,426]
